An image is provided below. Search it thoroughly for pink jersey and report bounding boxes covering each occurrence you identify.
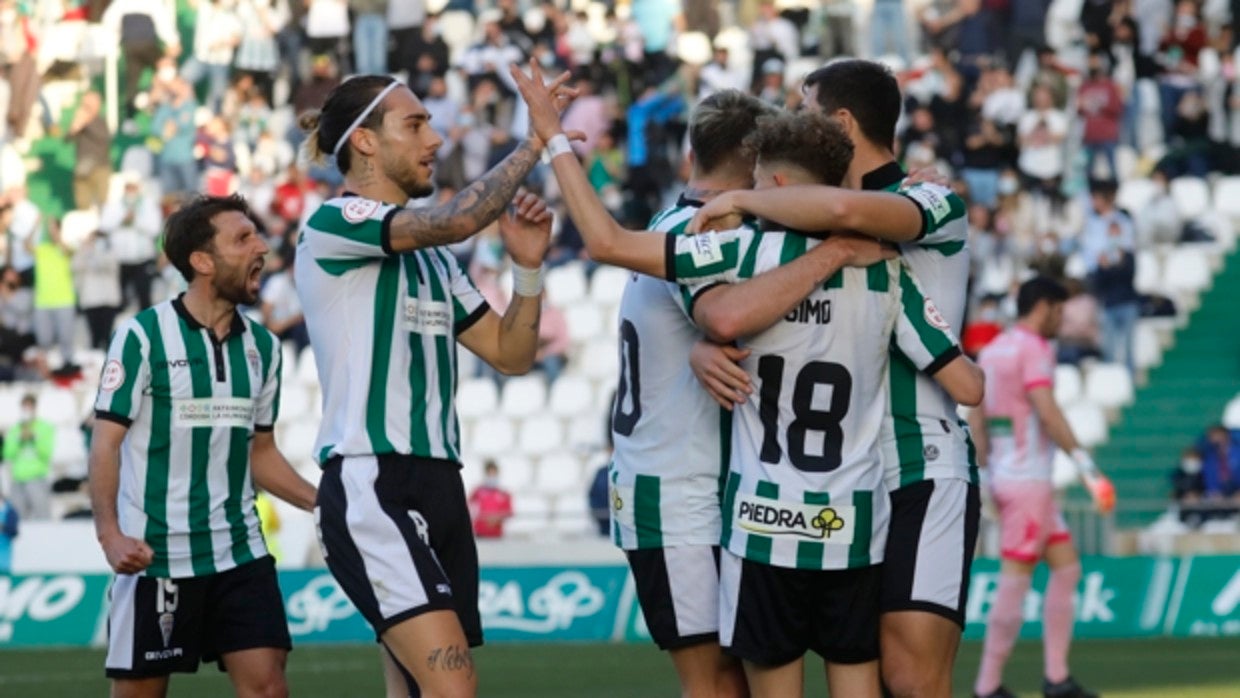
[977,325,1056,482]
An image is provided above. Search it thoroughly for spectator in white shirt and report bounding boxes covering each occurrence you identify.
[98,174,163,311]
[71,230,122,351]
[749,0,799,87]
[181,0,243,111]
[1017,84,1069,198]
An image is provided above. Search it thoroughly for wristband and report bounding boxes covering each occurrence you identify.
[1071,448,1098,477]
[543,133,573,161]
[512,262,545,297]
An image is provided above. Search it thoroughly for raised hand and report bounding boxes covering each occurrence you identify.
[827,233,900,268]
[510,58,579,146]
[499,189,553,269]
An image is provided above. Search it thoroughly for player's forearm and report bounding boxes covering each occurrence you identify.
[1030,391,1082,453]
[694,241,849,342]
[548,151,667,277]
[965,405,989,468]
[88,446,124,540]
[931,355,985,407]
[388,141,541,252]
[252,439,316,511]
[729,187,923,243]
[491,293,542,375]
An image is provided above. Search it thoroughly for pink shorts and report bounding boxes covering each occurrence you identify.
[991,479,1072,563]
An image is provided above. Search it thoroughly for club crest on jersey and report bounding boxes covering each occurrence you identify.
[924,299,950,330]
[246,348,261,377]
[734,494,855,543]
[341,198,380,223]
[100,359,125,391]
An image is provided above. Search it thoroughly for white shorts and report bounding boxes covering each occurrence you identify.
[626,545,721,650]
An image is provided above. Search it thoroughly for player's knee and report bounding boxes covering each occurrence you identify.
[245,673,288,698]
[881,644,950,698]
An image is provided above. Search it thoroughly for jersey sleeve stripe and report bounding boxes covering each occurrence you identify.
[663,232,676,281]
[1024,378,1053,391]
[94,410,133,427]
[104,329,146,419]
[456,302,489,335]
[307,202,386,248]
[379,206,400,255]
[924,345,962,375]
[866,261,890,292]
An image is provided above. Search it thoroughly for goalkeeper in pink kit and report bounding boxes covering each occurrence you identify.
[968,277,1112,698]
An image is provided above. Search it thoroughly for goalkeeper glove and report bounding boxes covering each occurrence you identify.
[1072,448,1116,514]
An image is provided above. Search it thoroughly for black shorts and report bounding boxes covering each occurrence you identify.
[627,545,722,651]
[719,551,880,666]
[881,478,980,628]
[104,556,291,679]
[317,453,482,646]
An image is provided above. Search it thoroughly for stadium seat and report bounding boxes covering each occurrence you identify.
[495,453,535,490]
[534,453,585,496]
[1222,395,1240,429]
[566,413,607,450]
[277,382,309,423]
[1117,177,1157,216]
[577,338,619,384]
[588,265,630,308]
[565,303,605,344]
[1170,176,1211,220]
[518,415,564,457]
[51,427,88,476]
[1134,322,1163,370]
[1084,363,1134,410]
[500,375,548,419]
[471,415,516,458]
[457,347,480,380]
[437,10,476,64]
[1051,449,1079,490]
[280,343,298,380]
[545,262,588,307]
[1063,403,1109,447]
[456,378,499,420]
[548,375,594,418]
[1211,176,1240,224]
[1053,365,1082,406]
[512,491,551,520]
[1134,250,1162,294]
[1063,253,1087,280]
[1114,144,1138,181]
[550,512,594,537]
[38,387,81,426]
[1162,247,1212,296]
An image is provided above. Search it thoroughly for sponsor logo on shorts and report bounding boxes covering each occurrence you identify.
[734,493,855,543]
[144,647,184,661]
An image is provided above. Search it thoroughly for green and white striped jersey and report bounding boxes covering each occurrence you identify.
[867,166,977,489]
[673,229,963,570]
[295,195,489,464]
[610,196,753,550]
[94,297,281,578]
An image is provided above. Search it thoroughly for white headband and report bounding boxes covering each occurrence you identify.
[332,80,402,159]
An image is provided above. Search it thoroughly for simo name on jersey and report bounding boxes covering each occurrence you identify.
[786,298,831,325]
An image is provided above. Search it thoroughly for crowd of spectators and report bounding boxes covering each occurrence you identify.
[0,1,1238,530]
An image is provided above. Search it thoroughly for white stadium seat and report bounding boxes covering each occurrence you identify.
[1053,365,1082,407]
[565,303,605,344]
[296,347,319,387]
[589,266,631,307]
[51,428,88,475]
[1063,403,1108,447]
[1170,176,1211,220]
[59,210,99,250]
[456,378,499,420]
[495,454,535,490]
[545,262,588,307]
[471,415,516,458]
[548,375,594,418]
[1117,178,1157,216]
[0,386,24,430]
[577,338,619,383]
[277,420,319,465]
[1134,250,1162,294]
[1084,363,1134,410]
[1051,449,1079,490]
[1162,247,1212,296]
[1223,395,1240,429]
[511,491,552,518]
[534,453,585,496]
[1134,322,1163,370]
[566,413,607,449]
[500,375,547,419]
[1211,176,1240,224]
[518,415,564,457]
[38,387,81,426]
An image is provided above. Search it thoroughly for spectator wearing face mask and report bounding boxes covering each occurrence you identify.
[4,393,54,520]
[1171,447,1205,503]
[468,461,514,538]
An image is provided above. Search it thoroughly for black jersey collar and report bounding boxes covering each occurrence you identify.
[860,161,906,191]
[172,294,248,338]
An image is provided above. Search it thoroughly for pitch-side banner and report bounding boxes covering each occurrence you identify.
[1,556,1238,647]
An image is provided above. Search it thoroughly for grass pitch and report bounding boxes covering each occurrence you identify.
[1,637,1238,696]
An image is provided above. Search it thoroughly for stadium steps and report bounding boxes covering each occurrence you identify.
[1095,247,1240,528]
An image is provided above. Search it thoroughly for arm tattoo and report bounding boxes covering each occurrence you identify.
[501,293,542,335]
[426,644,475,678]
[394,141,541,249]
